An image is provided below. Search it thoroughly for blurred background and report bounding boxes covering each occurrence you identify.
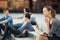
[0,0,60,13]
[0,0,60,40]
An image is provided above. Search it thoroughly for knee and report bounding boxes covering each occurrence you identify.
[36,35,48,40]
[36,35,42,39]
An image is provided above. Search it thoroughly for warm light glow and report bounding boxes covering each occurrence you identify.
[32,0,37,2]
[16,0,24,1]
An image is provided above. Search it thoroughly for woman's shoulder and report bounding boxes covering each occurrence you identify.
[53,18,60,24]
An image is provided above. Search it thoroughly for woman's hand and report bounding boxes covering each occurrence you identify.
[44,17,49,24]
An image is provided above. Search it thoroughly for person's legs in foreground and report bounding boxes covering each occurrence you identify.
[0,24,11,40]
[13,23,23,29]
[1,24,21,40]
[0,24,5,35]
[1,22,28,40]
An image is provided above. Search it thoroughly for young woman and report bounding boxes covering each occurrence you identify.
[36,6,60,40]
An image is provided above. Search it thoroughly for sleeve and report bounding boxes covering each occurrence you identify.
[49,21,59,35]
[7,16,12,22]
[25,23,34,31]
[0,17,5,21]
[18,22,27,32]
[20,22,27,28]
[18,22,34,32]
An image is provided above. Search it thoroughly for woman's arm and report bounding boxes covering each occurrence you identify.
[0,20,8,24]
[13,16,23,19]
[44,17,50,34]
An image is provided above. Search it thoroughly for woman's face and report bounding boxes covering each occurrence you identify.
[23,8,28,14]
[43,7,51,17]
[23,8,26,13]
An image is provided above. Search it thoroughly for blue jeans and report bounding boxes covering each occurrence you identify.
[0,24,11,38]
[13,23,23,29]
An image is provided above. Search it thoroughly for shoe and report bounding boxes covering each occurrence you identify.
[15,31,28,38]
[15,33,28,38]
[1,37,11,40]
[0,32,3,36]
[1,38,6,40]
